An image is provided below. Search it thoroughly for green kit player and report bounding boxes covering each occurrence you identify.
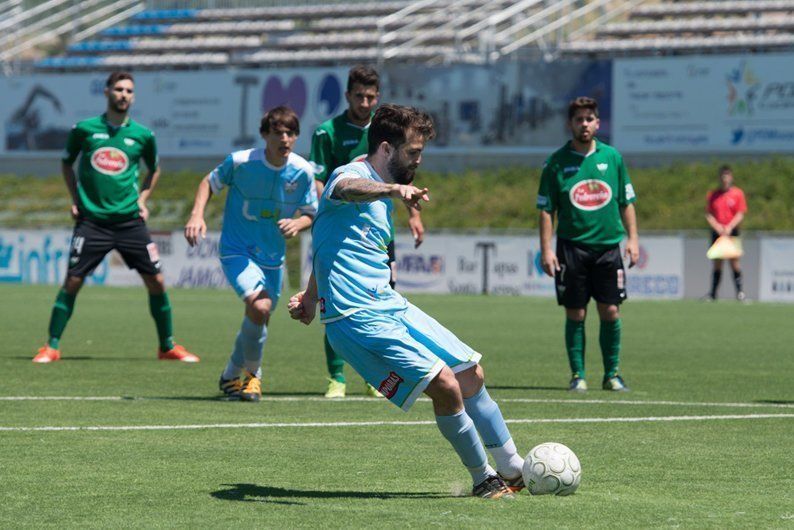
[537,97,639,392]
[310,65,425,398]
[33,71,198,364]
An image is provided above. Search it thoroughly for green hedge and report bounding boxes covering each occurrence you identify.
[1,157,793,231]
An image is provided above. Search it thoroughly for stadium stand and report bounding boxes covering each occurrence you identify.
[561,0,794,57]
[8,0,794,70]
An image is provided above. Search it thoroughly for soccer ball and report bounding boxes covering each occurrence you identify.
[522,442,581,496]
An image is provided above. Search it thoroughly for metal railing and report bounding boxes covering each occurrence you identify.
[0,0,145,72]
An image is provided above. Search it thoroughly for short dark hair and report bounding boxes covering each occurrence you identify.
[347,65,379,92]
[106,71,134,88]
[367,104,435,156]
[259,105,300,135]
[719,164,733,175]
[568,96,599,120]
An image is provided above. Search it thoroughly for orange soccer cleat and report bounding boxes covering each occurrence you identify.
[157,344,200,363]
[33,345,61,363]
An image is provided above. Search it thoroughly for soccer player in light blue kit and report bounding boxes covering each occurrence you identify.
[185,106,317,401]
[288,105,524,498]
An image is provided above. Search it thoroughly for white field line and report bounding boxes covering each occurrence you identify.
[1,395,793,409]
[0,413,792,433]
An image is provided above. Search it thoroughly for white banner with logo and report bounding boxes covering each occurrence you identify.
[301,233,684,299]
[0,228,232,289]
[0,68,348,157]
[759,238,794,302]
[613,53,794,153]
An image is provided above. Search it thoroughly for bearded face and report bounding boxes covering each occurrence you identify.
[387,149,418,184]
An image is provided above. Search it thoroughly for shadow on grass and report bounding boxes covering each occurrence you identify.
[210,483,458,505]
[488,385,568,391]
[10,355,155,362]
[755,399,794,405]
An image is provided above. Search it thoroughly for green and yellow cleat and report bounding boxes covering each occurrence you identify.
[324,378,346,399]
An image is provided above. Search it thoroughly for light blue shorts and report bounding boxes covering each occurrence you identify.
[220,255,284,306]
[325,303,482,411]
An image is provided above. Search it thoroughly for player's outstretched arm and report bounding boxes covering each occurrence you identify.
[288,272,318,325]
[332,178,429,210]
[184,174,212,247]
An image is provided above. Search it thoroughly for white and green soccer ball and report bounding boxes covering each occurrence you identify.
[522,442,581,495]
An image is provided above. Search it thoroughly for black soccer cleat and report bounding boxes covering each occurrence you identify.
[498,472,526,493]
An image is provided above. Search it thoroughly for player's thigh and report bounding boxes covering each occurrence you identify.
[67,219,114,278]
[591,246,627,305]
[113,218,161,275]
[555,239,591,309]
[325,309,446,411]
[399,303,482,373]
[220,255,268,300]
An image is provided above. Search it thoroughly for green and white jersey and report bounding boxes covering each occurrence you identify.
[309,111,369,183]
[62,114,158,223]
[537,139,636,250]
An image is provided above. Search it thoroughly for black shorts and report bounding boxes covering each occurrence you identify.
[555,238,626,308]
[387,240,396,289]
[67,217,161,278]
[710,228,740,244]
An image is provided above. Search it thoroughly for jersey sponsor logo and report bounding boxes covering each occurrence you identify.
[92,133,110,139]
[342,139,360,147]
[90,147,129,176]
[378,371,404,399]
[563,165,580,174]
[570,180,612,211]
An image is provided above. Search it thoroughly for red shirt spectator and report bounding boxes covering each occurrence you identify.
[707,186,747,226]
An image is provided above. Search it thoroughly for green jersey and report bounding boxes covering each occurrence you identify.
[62,114,158,223]
[309,111,369,183]
[537,139,636,250]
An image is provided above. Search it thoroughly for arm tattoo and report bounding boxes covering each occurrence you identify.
[331,178,394,203]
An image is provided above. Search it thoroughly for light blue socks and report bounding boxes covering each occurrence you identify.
[435,409,494,484]
[464,386,523,479]
[223,317,267,379]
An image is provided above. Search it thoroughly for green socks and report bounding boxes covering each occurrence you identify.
[565,318,586,378]
[324,334,345,384]
[599,319,622,379]
[148,293,175,351]
[47,289,77,349]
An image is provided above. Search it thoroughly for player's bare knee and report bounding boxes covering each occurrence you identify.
[141,273,166,294]
[426,367,463,414]
[597,303,619,321]
[245,296,272,325]
[565,307,586,321]
[63,275,84,294]
[456,364,484,398]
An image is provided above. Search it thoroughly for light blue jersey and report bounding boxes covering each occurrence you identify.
[312,161,406,323]
[210,150,318,267]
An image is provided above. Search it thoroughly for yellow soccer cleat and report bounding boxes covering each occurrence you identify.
[240,371,261,402]
[324,378,346,399]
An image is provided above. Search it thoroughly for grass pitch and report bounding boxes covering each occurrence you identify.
[1,285,792,528]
